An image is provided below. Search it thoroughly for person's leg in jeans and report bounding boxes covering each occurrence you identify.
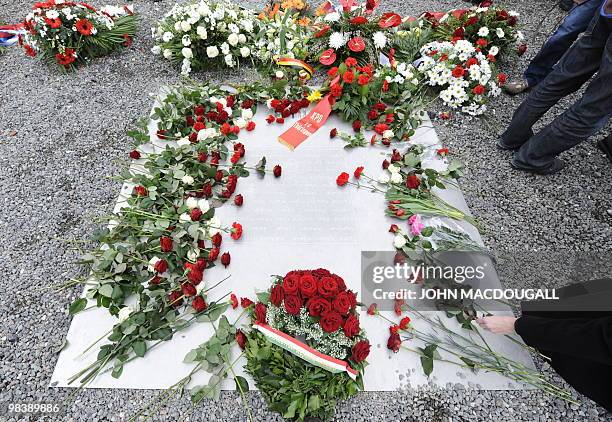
[499,14,607,149]
[513,32,612,170]
[524,0,603,86]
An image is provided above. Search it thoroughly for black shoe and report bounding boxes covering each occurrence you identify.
[597,135,612,164]
[496,139,520,151]
[511,157,566,175]
[559,0,574,11]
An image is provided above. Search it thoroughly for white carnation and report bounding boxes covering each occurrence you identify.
[496,28,505,38]
[477,27,489,37]
[181,175,195,185]
[373,31,387,49]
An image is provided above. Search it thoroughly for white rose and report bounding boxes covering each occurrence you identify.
[196,26,207,39]
[187,249,200,261]
[478,27,489,37]
[235,117,247,129]
[206,46,219,58]
[179,213,191,222]
[390,172,403,184]
[388,164,400,174]
[227,33,239,46]
[162,31,174,42]
[118,305,135,323]
[177,137,190,146]
[393,234,407,249]
[238,33,246,44]
[147,256,160,272]
[378,173,390,184]
[163,49,172,59]
[185,197,199,209]
[182,47,193,58]
[181,21,191,32]
[197,130,209,141]
[197,199,210,213]
[182,175,194,184]
[208,216,222,236]
[383,130,394,139]
[224,54,234,67]
[241,108,253,119]
[240,46,250,57]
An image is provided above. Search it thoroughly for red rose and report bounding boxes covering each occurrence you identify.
[154,259,168,273]
[221,252,231,267]
[343,70,355,84]
[230,293,238,309]
[307,297,331,317]
[333,291,352,315]
[190,208,202,221]
[351,340,370,363]
[254,303,267,324]
[129,150,141,160]
[336,172,350,186]
[266,114,275,124]
[481,0,493,7]
[231,222,243,240]
[343,314,360,337]
[406,174,421,189]
[273,165,282,178]
[498,73,507,85]
[345,57,358,67]
[379,12,401,28]
[270,284,285,306]
[318,276,339,298]
[208,247,220,262]
[347,37,365,52]
[159,236,173,252]
[246,121,256,131]
[354,166,364,179]
[352,120,362,132]
[472,85,486,95]
[236,329,247,350]
[241,297,254,308]
[284,295,302,315]
[187,268,203,285]
[453,27,465,38]
[367,110,379,120]
[320,311,343,333]
[234,194,244,206]
[211,233,222,247]
[330,84,343,98]
[299,274,318,297]
[330,128,338,138]
[202,183,212,197]
[367,303,378,315]
[168,291,183,308]
[517,44,528,56]
[508,16,517,26]
[357,74,370,86]
[387,332,402,352]
[150,276,161,285]
[283,273,300,295]
[192,295,207,312]
[399,316,411,329]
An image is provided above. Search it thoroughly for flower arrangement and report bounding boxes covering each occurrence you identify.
[417,40,504,116]
[20,1,136,70]
[310,0,401,67]
[244,270,369,421]
[425,5,525,58]
[152,0,259,75]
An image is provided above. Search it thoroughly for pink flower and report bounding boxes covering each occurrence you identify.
[408,215,425,236]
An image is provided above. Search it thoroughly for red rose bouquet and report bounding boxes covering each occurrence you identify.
[244,269,370,421]
[20,1,136,71]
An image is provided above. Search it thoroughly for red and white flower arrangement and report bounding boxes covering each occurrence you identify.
[20,1,136,70]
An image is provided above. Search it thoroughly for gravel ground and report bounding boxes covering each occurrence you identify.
[0,0,611,421]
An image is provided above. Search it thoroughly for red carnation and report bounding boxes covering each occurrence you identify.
[374,123,388,134]
[330,84,343,98]
[75,18,94,36]
[266,115,275,124]
[182,282,197,297]
[273,165,282,178]
[452,65,465,78]
[231,222,243,240]
[367,110,379,120]
[299,274,318,297]
[437,148,449,156]
[284,295,302,315]
[387,332,402,352]
[254,302,267,324]
[160,236,173,252]
[345,57,358,67]
[318,276,339,298]
[154,259,168,273]
[236,329,247,349]
[282,274,300,295]
[476,38,488,47]
[406,174,421,189]
[343,70,355,84]
[357,74,370,86]
[497,73,507,85]
[270,284,285,306]
[453,27,465,38]
[472,84,486,95]
[307,297,332,317]
[343,314,360,337]
[24,45,37,57]
[320,311,343,333]
[328,67,339,77]
[220,252,231,267]
[336,172,350,186]
[351,340,370,363]
[354,166,364,179]
[349,16,368,25]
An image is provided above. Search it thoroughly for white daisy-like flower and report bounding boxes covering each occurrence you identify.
[163,49,172,59]
[373,31,387,49]
[496,28,505,38]
[489,46,499,56]
[477,27,489,37]
[151,45,161,55]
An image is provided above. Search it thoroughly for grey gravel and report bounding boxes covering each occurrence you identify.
[0,0,611,421]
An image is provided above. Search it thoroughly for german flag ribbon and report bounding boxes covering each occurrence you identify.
[275,57,314,80]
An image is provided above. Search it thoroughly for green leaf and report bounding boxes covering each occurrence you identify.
[184,350,198,363]
[256,291,271,304]
[98,284,113,298]
[420,356,434,376]
[111,364,124,379]
[132,340,147,357]
[68,298,87,315]
[234,375,249,392]
[284,400,299,419]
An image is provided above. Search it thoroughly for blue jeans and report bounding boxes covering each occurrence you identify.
[524,0,603,86]
[501,13,612,170]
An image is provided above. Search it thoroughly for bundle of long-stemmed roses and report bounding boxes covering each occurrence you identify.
[20,1,136,71]
[243,269,370,422]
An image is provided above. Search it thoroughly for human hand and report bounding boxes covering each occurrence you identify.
[475,316,517,334]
